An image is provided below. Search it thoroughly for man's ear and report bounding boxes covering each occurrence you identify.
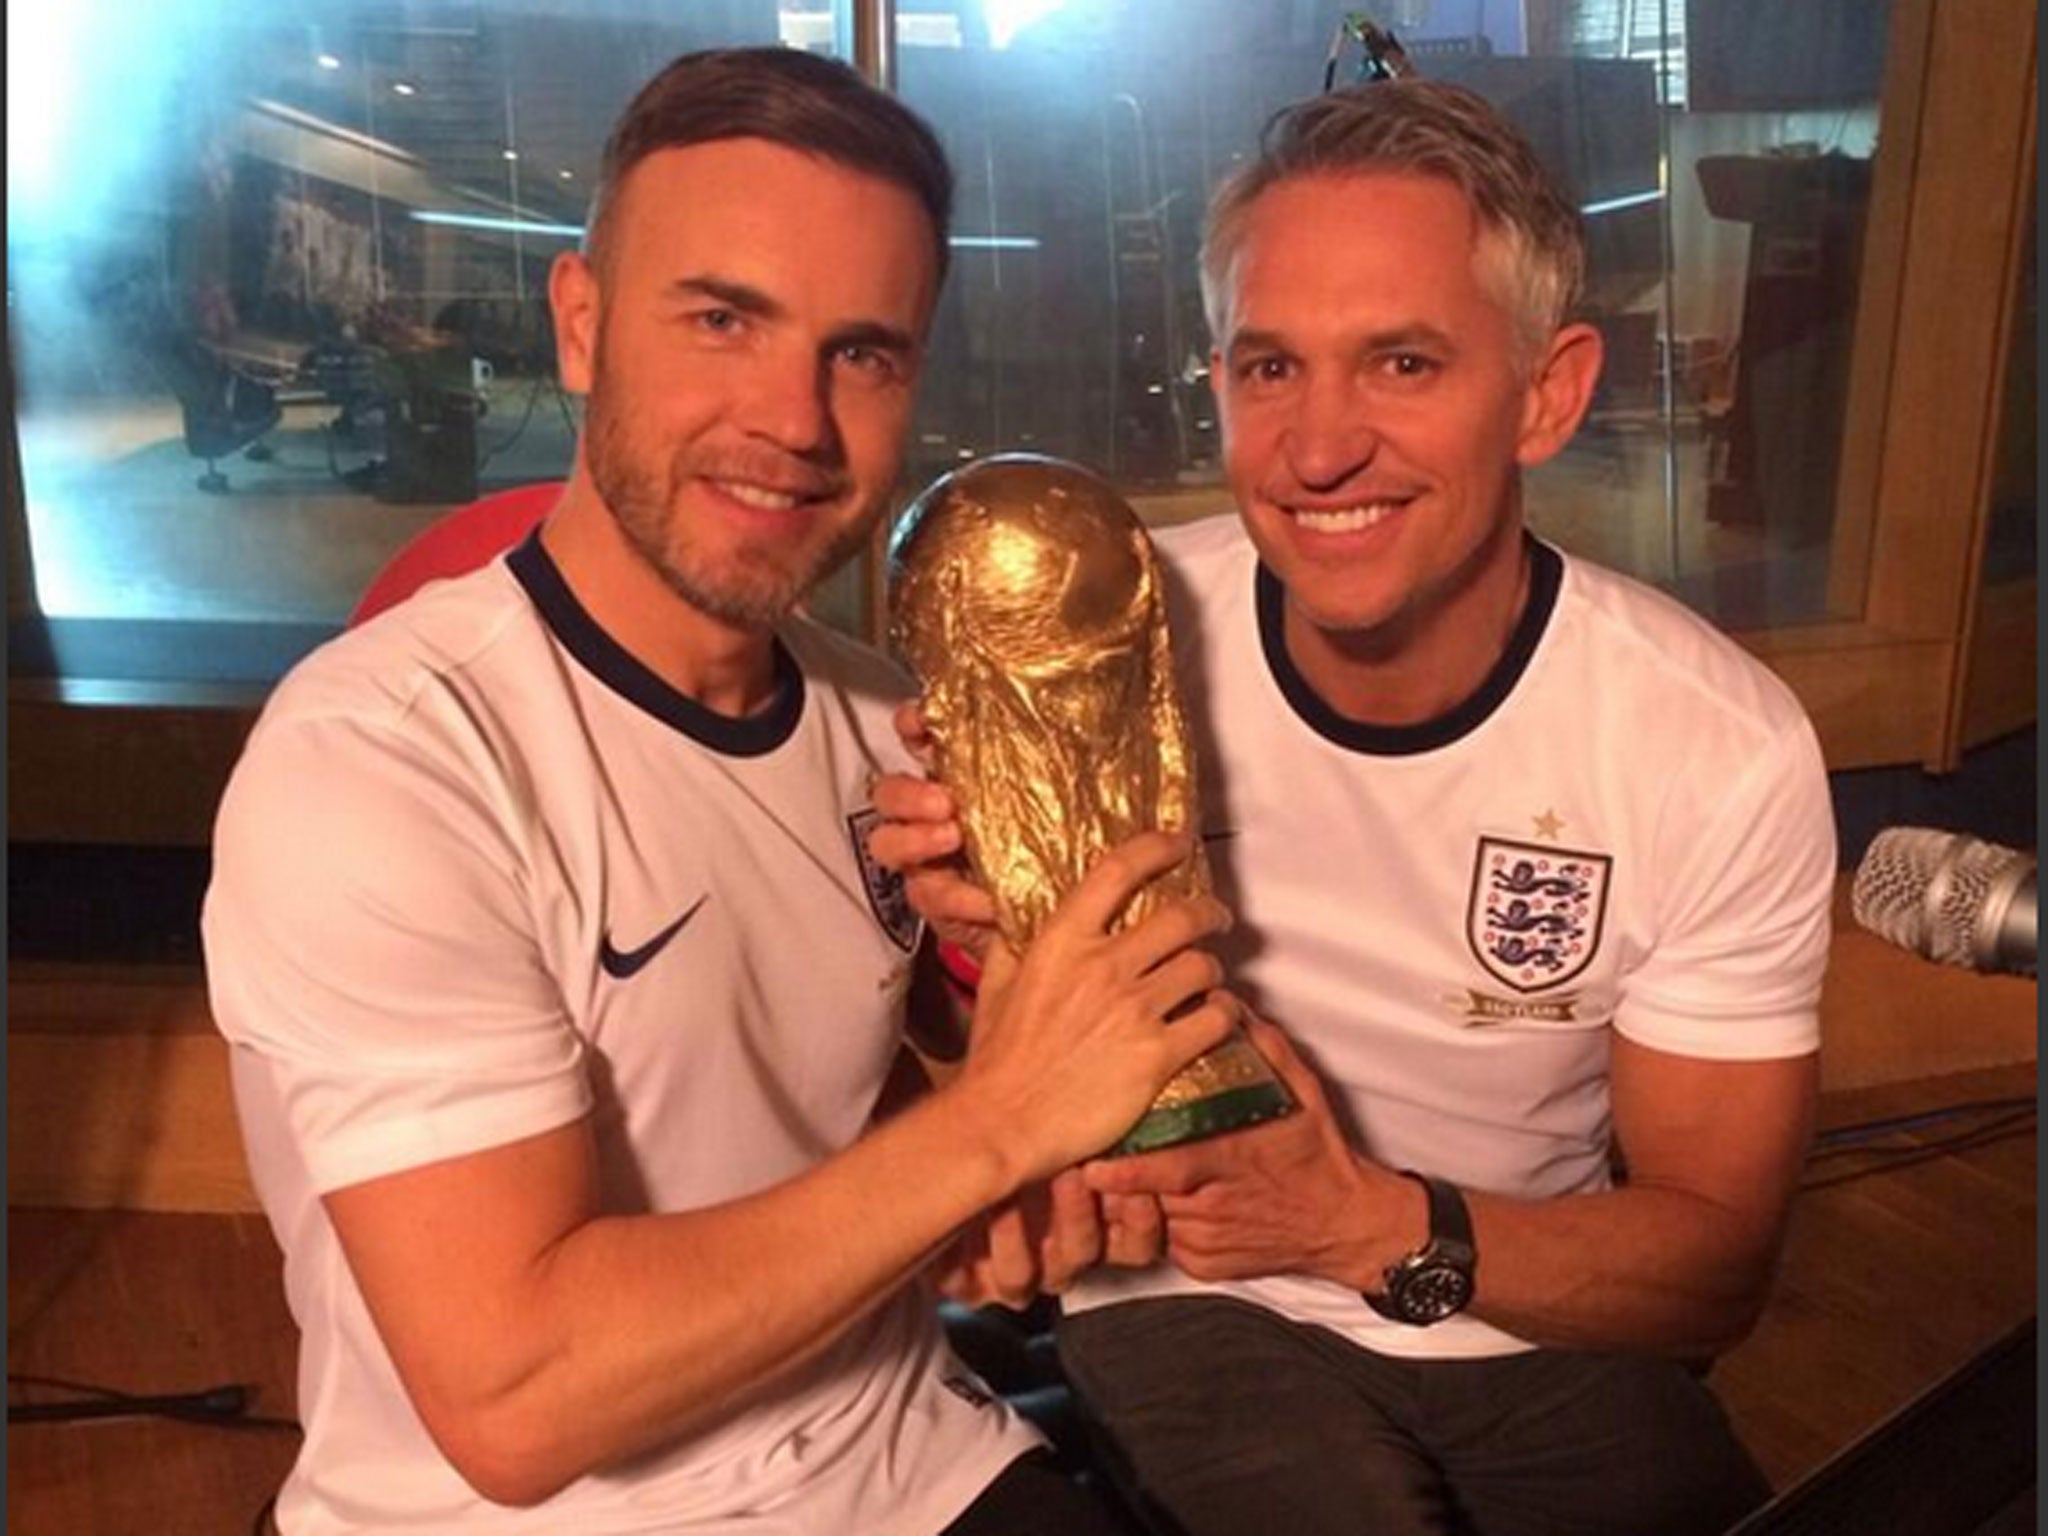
[1515,321,1604,469]
[549,250,601,397]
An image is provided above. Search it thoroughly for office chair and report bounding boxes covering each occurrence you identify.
[172,338,283,494]
[348,479,562,626]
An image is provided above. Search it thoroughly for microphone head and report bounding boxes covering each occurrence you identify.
[1851,827,2036,970]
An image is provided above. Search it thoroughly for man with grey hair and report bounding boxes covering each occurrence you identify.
[876,77,1834,1536]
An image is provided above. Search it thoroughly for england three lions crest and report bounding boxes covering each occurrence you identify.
[847,807,922,953]
[1468,838,1612,993]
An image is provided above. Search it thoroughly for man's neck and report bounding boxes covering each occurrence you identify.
[540,485,783,720]
[1283,524,1533,729]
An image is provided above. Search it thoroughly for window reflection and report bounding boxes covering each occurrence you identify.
[897,0,1894,631]
[7,0,838,643]
[6,0,1900,671]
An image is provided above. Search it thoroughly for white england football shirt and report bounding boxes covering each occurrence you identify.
[1067,515,1834,1361]
[206,534,1038,1534]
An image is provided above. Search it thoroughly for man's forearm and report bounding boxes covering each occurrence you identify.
[343,1088,1020,1507]
[340,832,1239,1505]
[1456,1180,1789,1356]
[1392,1046,1816,1357]
[1105,1033,1815,1360]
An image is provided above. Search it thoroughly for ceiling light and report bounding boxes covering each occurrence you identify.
[411,211,585,239]
[1580,189,1664,217]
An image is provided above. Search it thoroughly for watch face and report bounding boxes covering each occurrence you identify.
[1398,1262,1473,1323]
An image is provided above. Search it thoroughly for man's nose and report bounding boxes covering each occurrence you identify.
[740,347,837,458]
[1285,376,1377,490]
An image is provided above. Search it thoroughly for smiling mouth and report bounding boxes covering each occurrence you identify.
[1290,499,1406,533]
[711,478,825,513]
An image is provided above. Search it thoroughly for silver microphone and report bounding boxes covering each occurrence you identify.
[1850,827,2037,976]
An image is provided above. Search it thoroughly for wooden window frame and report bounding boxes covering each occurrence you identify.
[1758,0,2037,771]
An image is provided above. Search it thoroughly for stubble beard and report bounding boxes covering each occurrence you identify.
[584,379,874,630]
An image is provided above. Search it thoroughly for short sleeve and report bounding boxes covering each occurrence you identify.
[204,709,591,1192]
[1617,716,1836,1060]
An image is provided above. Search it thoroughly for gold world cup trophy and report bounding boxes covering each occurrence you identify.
[888,453,1294,1154]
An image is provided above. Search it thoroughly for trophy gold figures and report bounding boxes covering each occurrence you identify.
[888,453,1293,1154]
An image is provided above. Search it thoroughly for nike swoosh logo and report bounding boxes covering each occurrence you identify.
[599,895,708,980]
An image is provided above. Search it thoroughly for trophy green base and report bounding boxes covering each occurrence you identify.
[1106,1081,1296,1157]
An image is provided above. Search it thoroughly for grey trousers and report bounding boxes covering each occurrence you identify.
[1058,1296,1770,1536]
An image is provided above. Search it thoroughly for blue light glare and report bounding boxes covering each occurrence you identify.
[1580,189,1665,217]
[409,211,586,239]
[985,0,1073,50]
[7,0,188,241]
[407,211,1043,251]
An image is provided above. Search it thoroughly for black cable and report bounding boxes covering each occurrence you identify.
[1801,1109,2036,1193]
[11,1378,297,1535]
[6,1373,300,1432]
[9,1383,249,1424]
[1812,1094,2038,1152]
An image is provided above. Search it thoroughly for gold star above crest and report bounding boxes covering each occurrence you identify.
[1532,808,1565,840]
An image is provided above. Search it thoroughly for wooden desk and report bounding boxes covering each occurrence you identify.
[7,888,2035,1535]
[6,878,2035,1213]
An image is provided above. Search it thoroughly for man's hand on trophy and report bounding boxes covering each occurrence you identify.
[1081,1018,1415,1293]
[870,773,998,961]
[868,703,999,961]
[929,1171,1166,1310]
[950,830,1243,1187]
[891,698,937,769]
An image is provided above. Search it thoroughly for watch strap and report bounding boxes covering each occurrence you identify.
[1410,1170,1473,1253]
[1363,1170,1476,1324]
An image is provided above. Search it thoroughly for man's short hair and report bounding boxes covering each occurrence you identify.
[587,47,954,283]
[1200,79,1585,362]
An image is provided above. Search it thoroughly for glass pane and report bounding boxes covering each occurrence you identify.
[894,0,1896,634]
[1646,0,1893,628]
[6,1,843,671]
[1982,197,2035,590]
[896,3,1331,532]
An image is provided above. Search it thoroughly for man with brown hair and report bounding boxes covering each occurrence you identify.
[205,47,1236,1535]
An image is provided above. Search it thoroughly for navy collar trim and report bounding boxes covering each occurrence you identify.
[1254,534,1562,757]
[507,530,805,758]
